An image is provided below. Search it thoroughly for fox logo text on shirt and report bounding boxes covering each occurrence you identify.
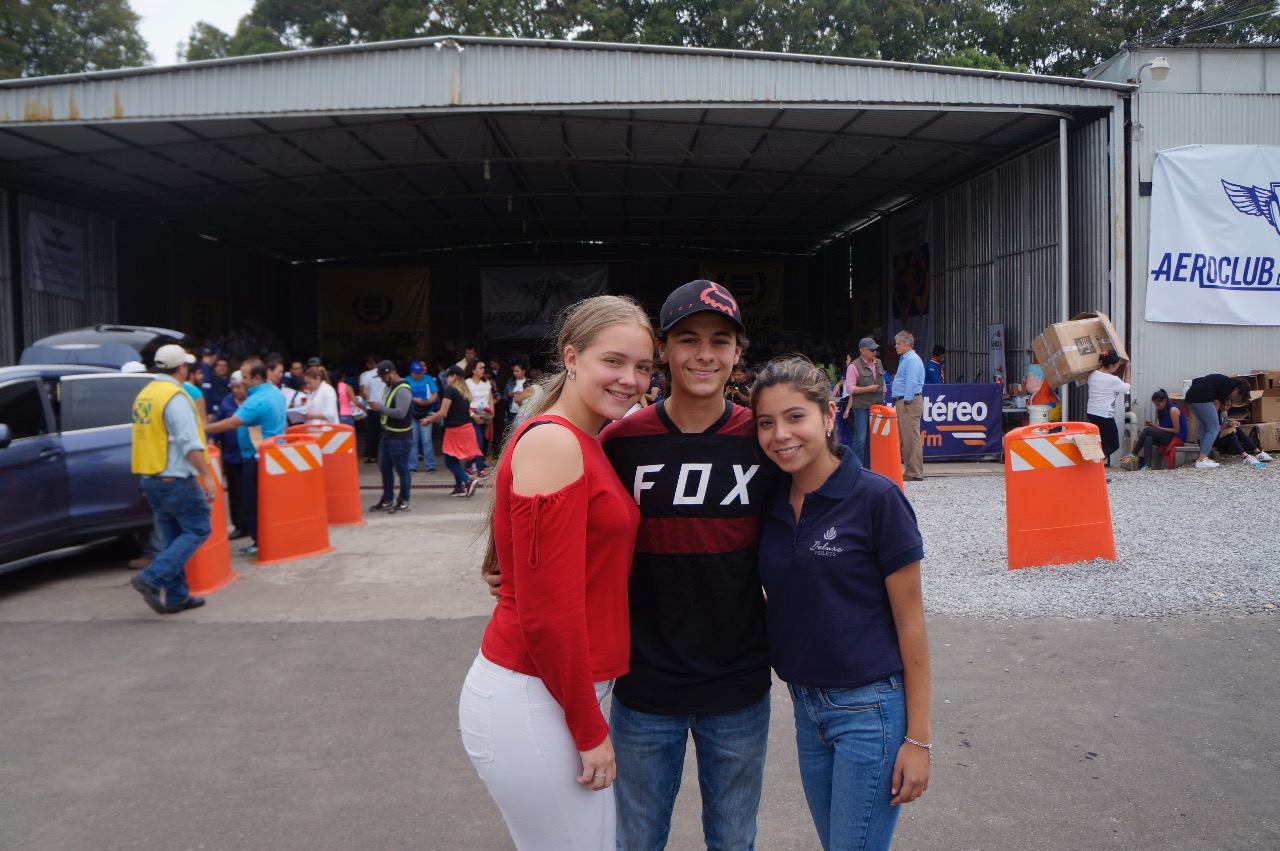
[631,463,760,507]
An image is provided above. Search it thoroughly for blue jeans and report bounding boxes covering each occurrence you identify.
[1188,402,1220,457]
[443,453,473,488]
[473,421,488,456]
[789,675,906,851]
[379,436,412,502]
[611,692,770,851]
[410,417,435,472]
[138,477,212,606]
[849,406,871,470]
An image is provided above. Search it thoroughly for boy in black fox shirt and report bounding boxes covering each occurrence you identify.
[600,280,778,850]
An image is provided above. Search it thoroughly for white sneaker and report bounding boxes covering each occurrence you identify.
[1194,458,1219,469]
[1257,451,1272,463]
[1243,455,1264,468]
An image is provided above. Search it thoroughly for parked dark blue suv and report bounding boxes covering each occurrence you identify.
[0,365,156,568]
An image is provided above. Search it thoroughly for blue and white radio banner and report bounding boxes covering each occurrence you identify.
[921,383,1002,460]
[1146,145,1280,325]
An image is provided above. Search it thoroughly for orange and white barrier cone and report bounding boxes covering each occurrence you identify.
[1004,422,1116,570]
[255,434,336,565]
[186,444,238,595]
[287,423,366,526]
[868,404,905,491]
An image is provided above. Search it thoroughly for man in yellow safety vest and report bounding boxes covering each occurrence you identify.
[129,344,218,615]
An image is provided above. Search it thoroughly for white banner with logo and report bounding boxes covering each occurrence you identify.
[26,212,85,301]
[481,266,608,340]
[1146,145,1280,325]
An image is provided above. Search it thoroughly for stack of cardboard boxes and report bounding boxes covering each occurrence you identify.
[1240,371,1280,453]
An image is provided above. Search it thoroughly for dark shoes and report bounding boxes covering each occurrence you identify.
[465,478,479,498]
[388,499,411,514]
[228,528,247,541]
[448,486,467,497]
[369,499,394,511]
[130,574,166,615]
[904,475,924,482]
[165,597,206,614]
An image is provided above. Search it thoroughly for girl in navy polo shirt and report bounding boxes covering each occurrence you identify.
[753,356,932,851]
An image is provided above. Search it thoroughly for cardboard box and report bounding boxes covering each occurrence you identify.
[1251,388,1280,424]
[1030,312,1129,388]
[1252,370,1280,390]
[1168,397,1197,443]
[1247,422,1280,452]
[1238,373,1267,391]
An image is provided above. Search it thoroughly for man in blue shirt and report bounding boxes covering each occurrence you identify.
[891,330,926,481]
[406,361,438,473]
[205,357,287,556]
[215,373,248,540]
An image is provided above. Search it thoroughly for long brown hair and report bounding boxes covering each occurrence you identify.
[751,355,842,459]
[479,295,654,578]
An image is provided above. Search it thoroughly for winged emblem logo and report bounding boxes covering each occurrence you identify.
[1221,180,1280,237]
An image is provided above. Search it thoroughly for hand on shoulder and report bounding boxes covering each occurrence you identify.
[510,421,584,496]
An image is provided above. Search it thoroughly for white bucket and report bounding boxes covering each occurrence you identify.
[1028,404,1051,425]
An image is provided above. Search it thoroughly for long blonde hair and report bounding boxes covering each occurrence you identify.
[480,295,654,578]
[449,372,473,403]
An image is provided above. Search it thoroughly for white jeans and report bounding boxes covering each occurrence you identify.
[459,653,615,850]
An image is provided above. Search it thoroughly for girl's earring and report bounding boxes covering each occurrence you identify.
[568,369,576,381]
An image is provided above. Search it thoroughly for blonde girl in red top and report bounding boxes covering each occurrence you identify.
[459,295,655,850]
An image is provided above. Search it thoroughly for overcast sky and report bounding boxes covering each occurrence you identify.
[132,0,258,66]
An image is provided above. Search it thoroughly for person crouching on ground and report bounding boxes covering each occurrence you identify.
[753,356,932,851]
[459,295,654,850]
[1125,389,1186,470]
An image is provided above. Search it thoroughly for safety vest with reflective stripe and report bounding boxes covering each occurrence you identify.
[381,381,413,433]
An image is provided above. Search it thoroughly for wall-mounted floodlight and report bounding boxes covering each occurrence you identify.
[1130,56,1170,84]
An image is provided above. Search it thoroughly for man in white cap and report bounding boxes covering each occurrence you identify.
[128,344,218,615]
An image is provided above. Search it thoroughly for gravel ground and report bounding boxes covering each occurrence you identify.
[911,460,1279,619]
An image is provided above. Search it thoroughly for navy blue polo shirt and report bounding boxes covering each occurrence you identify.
[759,451,924,689]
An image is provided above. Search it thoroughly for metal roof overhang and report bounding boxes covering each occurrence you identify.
[0,37,1131,262]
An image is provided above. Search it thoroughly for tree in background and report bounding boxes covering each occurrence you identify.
[0,0,152,80]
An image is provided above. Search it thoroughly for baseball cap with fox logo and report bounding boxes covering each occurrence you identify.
[657,279,747,337]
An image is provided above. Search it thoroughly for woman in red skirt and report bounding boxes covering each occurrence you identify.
[422,365,489,497]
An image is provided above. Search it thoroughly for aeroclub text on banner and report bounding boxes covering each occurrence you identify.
[1146,145,1280,325]
[921,383,1002,460]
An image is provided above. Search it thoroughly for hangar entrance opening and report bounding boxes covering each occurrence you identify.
[0,38,1127,396]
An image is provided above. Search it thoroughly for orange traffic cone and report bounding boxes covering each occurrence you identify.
[868,404,905,491]
[1004,422,1116,570]
[287,423,366,526]
[186,444,238,595]
[255,434,336,565]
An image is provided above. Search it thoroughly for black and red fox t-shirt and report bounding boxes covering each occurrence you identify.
[600,399,779,715]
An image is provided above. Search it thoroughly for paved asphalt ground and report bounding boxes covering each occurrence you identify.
[1,466,1276,850]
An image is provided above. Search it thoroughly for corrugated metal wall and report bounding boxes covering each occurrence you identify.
[0,191,13,364]
[926,115,1115,414]
[17,195,118,346]
[932,142,1062,387]
[1130,91,1280,396]
[1066,117,1116,416]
